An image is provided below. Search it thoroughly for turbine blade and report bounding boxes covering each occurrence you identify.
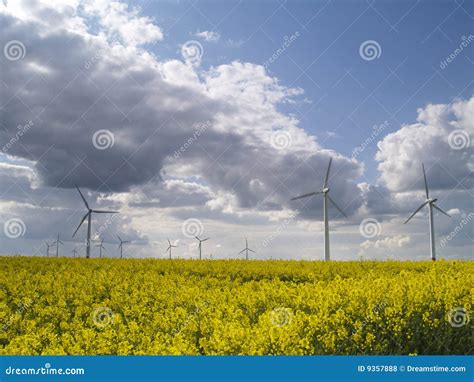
[422,163,429,199]
[290,191,321,201]
[238,249,246,254]
[92,210,119,214]
[432,204,450,217]
[75,185,90,210]
[167,238,171,245]
[327,195,347,217]
[249,249,256,253]
[324,157,332,188]
[123,241,131,243]
[73,212,89,237]
[202,238,210,242]
[404,201,428,224]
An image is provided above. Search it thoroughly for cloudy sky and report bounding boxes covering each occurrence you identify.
[0,0,472,260]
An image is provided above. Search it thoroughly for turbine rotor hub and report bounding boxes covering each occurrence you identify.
[323,188,330,193]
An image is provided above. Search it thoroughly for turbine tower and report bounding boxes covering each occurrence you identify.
[194,235,209,260]
[52,233,64,257]
[95,238,106,258]
[166,238,178,259]
[72,185,118,259]
[290,157,347,261]
[404,164,451,261]
[239,238,255,260]
[44,241,53,257]
[117,235,130,258]
[71,245,79,258]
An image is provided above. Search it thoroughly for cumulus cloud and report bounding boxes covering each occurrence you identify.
[0,0,363,218]
[376,98,473,193]
[195,30,220,42]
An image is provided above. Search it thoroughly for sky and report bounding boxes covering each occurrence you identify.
[0,0,472,261]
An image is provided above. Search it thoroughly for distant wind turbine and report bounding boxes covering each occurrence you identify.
[239,238,255,260]
[117,235,130,258]
[166,238,178,259]
[44,241,53,257]
[72,185,119,259]
[95,238,106,258]
[52,233,64,257]
[291,157,347,261]
[71,245,79,258]
[404,164,451,261]
[194,235,210,260]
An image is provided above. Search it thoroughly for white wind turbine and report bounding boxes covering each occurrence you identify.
[291,158,347,261]
[239,238,255,260]
[117,235,130,258]
[95,238,106,258]
[52,233,64,257]
[44,241,53,257]
[71,245,79,258]
[404,164,450,261]
[166,238,178,259]
[194,235,210,260]
[72,185,119,259]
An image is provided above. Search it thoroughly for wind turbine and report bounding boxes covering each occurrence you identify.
[44,241,53,257]
[117,235,130,258]
[166,238,178,259]
[52,233,64,257]
[239,238,255,260]
[404,164,450,261]
[194,235,210,260]
[71,245,79,258]
[290,157,347,261]
[72,185,119,259]
[95,238,106,258]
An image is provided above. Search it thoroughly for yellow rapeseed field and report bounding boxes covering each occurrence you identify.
[0,257,471,355]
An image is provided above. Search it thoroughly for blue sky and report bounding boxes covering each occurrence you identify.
[138,0,473,181]
[0,0,472,260]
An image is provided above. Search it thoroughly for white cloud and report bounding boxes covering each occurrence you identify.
[195,30,220,42]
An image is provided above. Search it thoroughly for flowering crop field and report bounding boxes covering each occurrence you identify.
[0,257,471,355]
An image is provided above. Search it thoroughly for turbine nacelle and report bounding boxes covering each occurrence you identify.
[322,187,330,193]
[427,198,437,204]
